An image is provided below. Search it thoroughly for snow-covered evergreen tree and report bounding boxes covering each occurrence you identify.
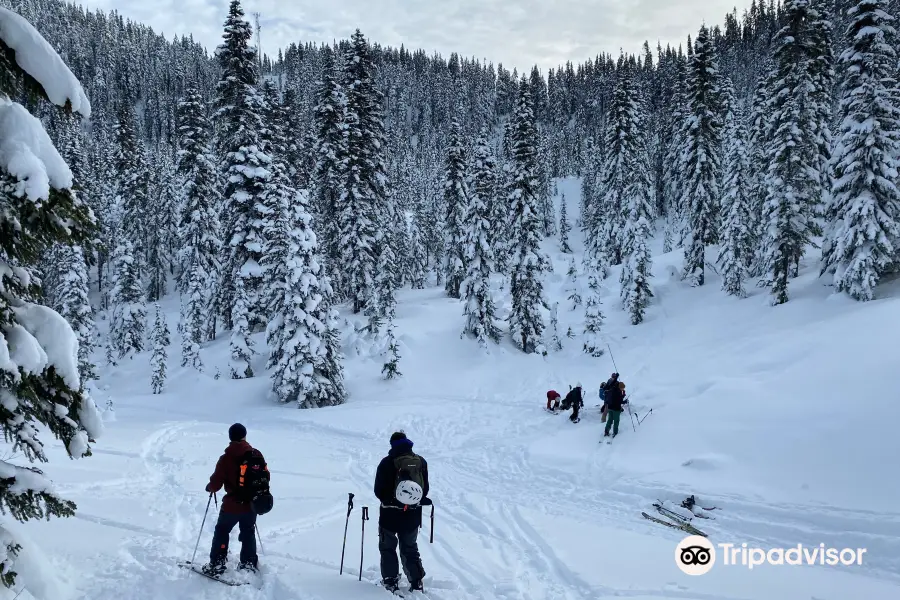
[311,48,348,292]
[110,240,146,358]
[381,325,402,379]
[261,79,300,351]
[681,26,723,286]
[214,0,270,335]
[150,304,170,394]
[559,195,572,253]
[507,79,550,354]
[718,86,754,297]
[442,118,470,298]
[471,127,504,271]
[0,10,101,586]
[820,0,900,300]
[760,0,823,304]
[269,192,348,407]
[461,133,501,346]
[582,267,605,357]
[229,274,254,379]
[145,156,174,302]
[564,257,582,310]
[746,74,773,276]
[408,218,428,289]
[175,87,221,313]
[114,102,150,263]
[54,245,97,382]
[549,302,563,351]
[340,30,390,315]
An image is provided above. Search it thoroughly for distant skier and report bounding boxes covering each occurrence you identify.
[600,373,619,415]
[201,423,271,576]
[562,383,584,422]
[603,381,628,438]
[374,431,431,594]
[546,390,561,411]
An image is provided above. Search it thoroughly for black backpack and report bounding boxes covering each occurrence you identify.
[393,453,426,508]
[237,449,273,515]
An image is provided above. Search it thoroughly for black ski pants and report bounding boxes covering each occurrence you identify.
[379,525,425,584]
[210,509,257,566]
[570,401,581,422]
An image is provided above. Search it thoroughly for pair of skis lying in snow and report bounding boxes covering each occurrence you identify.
[641,501,717,537]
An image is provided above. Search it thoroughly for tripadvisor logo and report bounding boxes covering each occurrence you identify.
[675,536,867,574]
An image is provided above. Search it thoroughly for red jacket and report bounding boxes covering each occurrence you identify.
[206,440,263,514]
[547,390,560,400]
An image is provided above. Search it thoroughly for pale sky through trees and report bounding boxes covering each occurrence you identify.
[79,0,753,70]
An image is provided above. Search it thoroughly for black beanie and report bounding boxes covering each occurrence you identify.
[229,423,247,441]
[389,431,406,444]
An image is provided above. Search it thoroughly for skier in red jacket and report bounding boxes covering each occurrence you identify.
[546,390,561,411]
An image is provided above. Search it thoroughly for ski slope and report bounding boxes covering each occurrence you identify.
[20,177,900,600]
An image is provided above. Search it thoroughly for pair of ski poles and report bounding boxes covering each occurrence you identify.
[190,492,265,566]
[339,492,434,580]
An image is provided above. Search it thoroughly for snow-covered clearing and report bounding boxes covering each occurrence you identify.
[24,177,900,600]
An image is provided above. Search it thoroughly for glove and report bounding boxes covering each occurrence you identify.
[420,497,433,506]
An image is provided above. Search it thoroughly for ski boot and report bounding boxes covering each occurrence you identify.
[201,560,226,577]
[409,579,424,592]
[382,577,401,594]
[238,560,258,573]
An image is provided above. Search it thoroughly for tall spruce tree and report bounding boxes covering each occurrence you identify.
[718,89,754,297]
[213,0,270,343]
[507,79,550,354]
[109,240,146,358]
[54,245,97,382]
[820,0,900,300]
[339,30,390,315]
[261,79,300,360]
[461,132,501,346]
[270,192,347,407]
[442,118,469,299]
[150,303,169,394]
[681,26,724,286]
[760,0,823,304]
[0,9,101,586]
[311,49,348,293]
[175,87,221,352]
[559,195,572,253]
[114,102,150,263]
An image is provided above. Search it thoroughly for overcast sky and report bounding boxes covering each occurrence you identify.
[78,0,753,71]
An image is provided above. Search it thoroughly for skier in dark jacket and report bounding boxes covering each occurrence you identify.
[202,423,266,575]
[563,383,584,422]
[603,381,628,437]
[374,432,431,593]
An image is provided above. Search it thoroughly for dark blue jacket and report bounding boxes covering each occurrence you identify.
[374,438,429,532]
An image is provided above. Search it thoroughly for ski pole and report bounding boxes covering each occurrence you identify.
[190,493,214,565]
[359,506,369,581]
[627,401,636,433]
[429,504,434,544]
[255,523,264,555]
[340,493,354,574]
[606,343,618,373]
[639,408,653,424]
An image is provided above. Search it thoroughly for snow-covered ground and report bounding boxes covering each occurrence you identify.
[23,177,900,600]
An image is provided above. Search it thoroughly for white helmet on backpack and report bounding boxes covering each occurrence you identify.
[395,480,423,505]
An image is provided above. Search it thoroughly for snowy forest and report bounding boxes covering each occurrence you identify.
[5,0,900,405]
[3,0,900,587]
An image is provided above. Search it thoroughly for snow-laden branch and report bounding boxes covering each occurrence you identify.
[0,7,90,117]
